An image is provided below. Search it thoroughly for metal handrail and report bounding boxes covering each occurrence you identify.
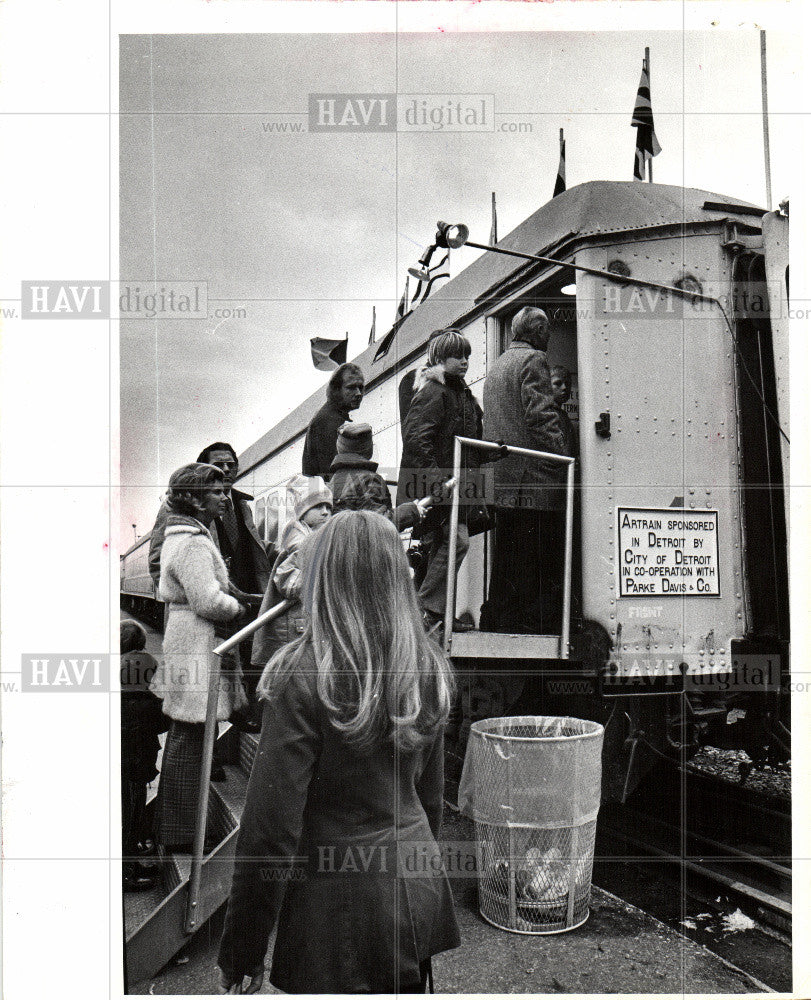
[184,598,291,934]
[443,437,576,656]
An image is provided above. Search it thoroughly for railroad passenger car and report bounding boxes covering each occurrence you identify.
[120,533,162,629]
[130,180,791,799]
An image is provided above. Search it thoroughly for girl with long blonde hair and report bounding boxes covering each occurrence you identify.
[218,511,459,994]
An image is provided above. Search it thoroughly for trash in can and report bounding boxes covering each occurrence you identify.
[458,715,604,935]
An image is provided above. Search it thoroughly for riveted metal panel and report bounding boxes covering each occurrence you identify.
[575,232,747,679]
[761,210,790,537]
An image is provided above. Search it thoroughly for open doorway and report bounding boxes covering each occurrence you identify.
[481,277,582,637]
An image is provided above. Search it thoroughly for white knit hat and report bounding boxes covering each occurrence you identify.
[294,485,333,520]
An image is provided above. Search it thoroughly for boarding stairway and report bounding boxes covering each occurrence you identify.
[123,439,579,985]
[124,726,259,986]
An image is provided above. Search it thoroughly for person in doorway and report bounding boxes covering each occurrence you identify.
[301,363,365,478]
[550,365,579,459]
[218,511,460,994]
[480,307,569,634]
[397,330,483,635]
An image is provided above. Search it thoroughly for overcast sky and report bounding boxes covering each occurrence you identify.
[119,28,799,546]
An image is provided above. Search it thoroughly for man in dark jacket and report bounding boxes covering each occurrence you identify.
[301,363,365,478]
[480,307,571,634]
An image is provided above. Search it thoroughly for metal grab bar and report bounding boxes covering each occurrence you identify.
[184,598,292,934]
[442,436,576,656]
[213,599,292,657]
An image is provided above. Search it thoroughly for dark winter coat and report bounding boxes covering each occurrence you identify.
[218,646,460,992]
[396,366,483,529]
[483,341,570,511]
[330,452,420,530]
[148,487,270,593]
[301,400,351,479]
[120,651,168,782]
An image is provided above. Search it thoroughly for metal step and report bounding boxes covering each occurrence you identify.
[124,737,254,988]
[450,630,562,659]
[238,730,259,776]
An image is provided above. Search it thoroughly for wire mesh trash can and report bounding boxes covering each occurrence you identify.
[458,716,604,935]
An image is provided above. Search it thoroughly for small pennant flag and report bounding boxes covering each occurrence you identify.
[490,191,498,244]
[373,277,411,363]
[410,250,450,307]
[631,57,662,180]
[553,129,566,197]
[310,335,347,371]
[368,305,376,346]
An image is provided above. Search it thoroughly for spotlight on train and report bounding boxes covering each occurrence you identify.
[408,243,437,281]
[560,283,577,296]
[436,221,469,249]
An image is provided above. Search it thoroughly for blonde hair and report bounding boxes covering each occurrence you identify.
[258,511,454,752]
[427,329,471,367]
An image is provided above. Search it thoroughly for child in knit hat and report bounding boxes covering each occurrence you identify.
[250,482,333,683]
[330,422,433,530]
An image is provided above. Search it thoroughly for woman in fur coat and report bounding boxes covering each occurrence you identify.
[150,462,247,852]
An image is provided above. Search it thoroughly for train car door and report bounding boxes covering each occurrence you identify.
[731,251,789,640]
[487,279,582,627]
[575,238,746,667]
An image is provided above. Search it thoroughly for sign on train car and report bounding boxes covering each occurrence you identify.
[617,507,720,597]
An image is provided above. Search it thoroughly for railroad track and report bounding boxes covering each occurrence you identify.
[598,802,791,933]
[598,761,791,934]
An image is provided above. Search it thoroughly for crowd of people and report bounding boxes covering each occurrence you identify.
[301,308,576,635]
[121,305,577,991]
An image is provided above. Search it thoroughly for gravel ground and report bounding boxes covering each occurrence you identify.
[687,746,791,799]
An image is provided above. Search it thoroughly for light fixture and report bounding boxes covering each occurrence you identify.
[408,243,437,282]
[560,283,577,296]
[436,221,469,250]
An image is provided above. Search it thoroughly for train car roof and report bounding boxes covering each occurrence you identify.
[239,180,764,477]
[121,532,152,558]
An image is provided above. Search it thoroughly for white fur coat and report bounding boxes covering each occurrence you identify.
[150,519,246,723]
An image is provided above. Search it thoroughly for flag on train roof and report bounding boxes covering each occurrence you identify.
[373,276,411,363]
[410,249,450,308]
[553,129,566,197]
[397,276,409,321]
[368,305,376,346]
[490,191,498,244]
[631,56,661,180]
[310,335,348,371]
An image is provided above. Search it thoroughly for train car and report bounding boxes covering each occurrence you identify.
[120,532,163,629]
[236,180,791,798]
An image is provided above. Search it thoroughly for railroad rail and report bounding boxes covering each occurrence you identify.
[598,761,791,934]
